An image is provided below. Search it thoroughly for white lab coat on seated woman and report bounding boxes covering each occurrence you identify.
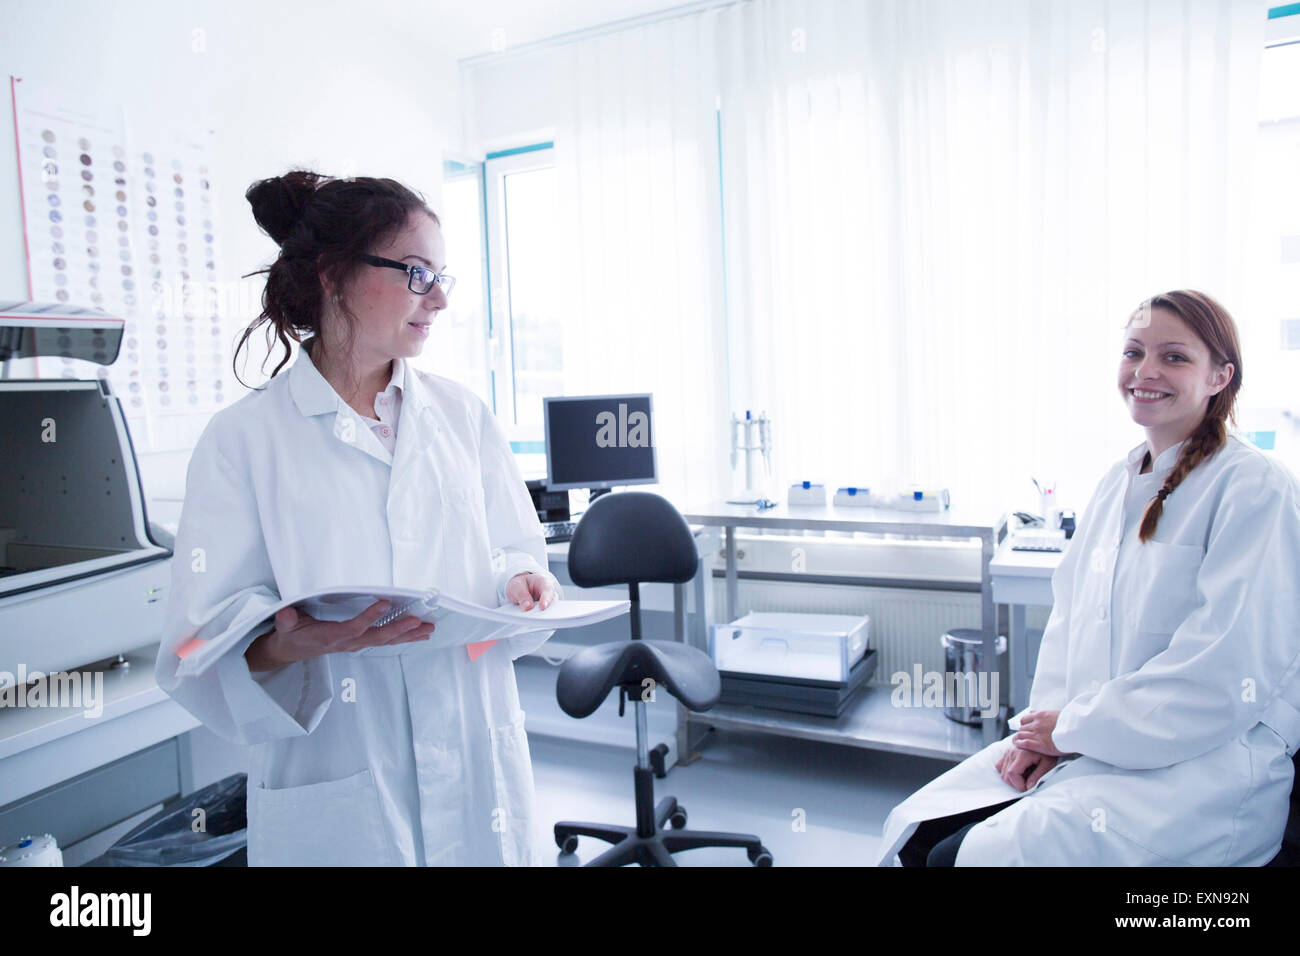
[876,434,1300,866]
[155,342,563,866]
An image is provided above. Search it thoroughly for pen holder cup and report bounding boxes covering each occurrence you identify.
[1039,492,1060,531]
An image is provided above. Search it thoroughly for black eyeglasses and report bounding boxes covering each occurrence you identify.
[358,254,455,296]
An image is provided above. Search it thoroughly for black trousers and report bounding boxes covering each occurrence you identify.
[898,799,1020,867]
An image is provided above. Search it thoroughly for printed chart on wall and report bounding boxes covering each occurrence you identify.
[10,75,235,452]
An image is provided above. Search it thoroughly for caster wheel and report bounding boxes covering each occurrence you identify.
[669,808,688,829]
[556,833,578,854]
[747,845,773,866]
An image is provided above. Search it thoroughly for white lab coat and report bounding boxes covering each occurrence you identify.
[155,341,563,866]
[877,435,1300,866]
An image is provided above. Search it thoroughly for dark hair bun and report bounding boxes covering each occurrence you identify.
[245,170,329,246]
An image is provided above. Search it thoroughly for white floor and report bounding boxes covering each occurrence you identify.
[529,724,951,867]
[63,712,955,867]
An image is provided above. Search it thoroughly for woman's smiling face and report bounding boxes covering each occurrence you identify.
[1118,305,1233,439]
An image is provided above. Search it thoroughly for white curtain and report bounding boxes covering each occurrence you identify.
[551,0,1268,517]
[553,15,730,507]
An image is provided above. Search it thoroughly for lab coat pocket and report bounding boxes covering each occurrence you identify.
[488,711,538,867]
[1131,540,1204,635]
[248,768,398,867]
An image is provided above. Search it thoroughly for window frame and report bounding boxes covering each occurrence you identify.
[483,142,556,444]
[437,154,493,403]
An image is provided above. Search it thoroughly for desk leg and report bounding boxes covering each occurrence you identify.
[693,536,712,652]
[673,581,690,768]
[673,581,686,644]
[676,533,717,767]
[725,526,737,624]
[980,532,1000,746]
[1010,603,1027,714]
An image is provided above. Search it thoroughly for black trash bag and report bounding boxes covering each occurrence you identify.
[100,773,247,867]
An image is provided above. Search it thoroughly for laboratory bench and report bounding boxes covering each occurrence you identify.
[677,500,1010,760]
[536,501,1017,769]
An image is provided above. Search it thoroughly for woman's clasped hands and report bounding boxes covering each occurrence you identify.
[995,709,1065,792]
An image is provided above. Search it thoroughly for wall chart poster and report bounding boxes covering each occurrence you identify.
[11,74,235,453]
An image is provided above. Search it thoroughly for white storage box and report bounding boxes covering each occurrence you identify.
[833,486,876,507]
[709,612,870,682]
[787,481,827,505]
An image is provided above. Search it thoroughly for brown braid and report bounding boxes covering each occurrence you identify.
[1138,415,1226,542]
[1130,290,1243,543]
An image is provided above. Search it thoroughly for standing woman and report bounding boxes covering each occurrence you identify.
[876,289,1300,866]
[156,170,562,866]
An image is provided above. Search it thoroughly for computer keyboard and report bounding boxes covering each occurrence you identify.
[1010,530,1066,553]
[543,520,578,543]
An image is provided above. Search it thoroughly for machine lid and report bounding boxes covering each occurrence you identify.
[0,301,124,365]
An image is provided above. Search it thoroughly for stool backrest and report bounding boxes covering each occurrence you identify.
[567,492,698,588]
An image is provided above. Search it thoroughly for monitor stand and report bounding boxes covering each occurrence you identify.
[589,487,612,505]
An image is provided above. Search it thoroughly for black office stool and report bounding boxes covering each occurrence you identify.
[553,491,772,866]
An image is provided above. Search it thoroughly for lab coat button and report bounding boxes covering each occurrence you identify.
[1098,605,1107,620]
[985,818,999,828]
[1089,680,1101,692]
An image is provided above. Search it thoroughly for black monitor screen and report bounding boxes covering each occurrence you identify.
[544,394,657,490]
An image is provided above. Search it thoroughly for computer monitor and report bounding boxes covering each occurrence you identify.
[543,393,658,492]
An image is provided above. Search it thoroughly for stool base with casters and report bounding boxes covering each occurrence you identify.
[555,751,772,867]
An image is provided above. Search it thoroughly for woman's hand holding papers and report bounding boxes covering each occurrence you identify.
[244,600,435,672]
[505,572,558,611]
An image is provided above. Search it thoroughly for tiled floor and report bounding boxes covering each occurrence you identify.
[529,725,952,866]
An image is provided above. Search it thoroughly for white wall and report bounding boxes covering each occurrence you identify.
[462,46,575,154]
[0,0,463,518]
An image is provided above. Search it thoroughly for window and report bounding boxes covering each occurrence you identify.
[429,156,490,402]
[1242,24,1300,473]
[483,144,563,447]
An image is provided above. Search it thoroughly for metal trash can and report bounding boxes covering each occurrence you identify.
[941,628,1007,725]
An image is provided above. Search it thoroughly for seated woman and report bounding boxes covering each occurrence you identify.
[876,289,1300,867]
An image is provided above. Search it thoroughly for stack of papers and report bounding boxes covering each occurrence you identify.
[175,587,629,676]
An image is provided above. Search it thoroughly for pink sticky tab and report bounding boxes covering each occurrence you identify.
[467,640,498,662]
[176,636,207,659]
